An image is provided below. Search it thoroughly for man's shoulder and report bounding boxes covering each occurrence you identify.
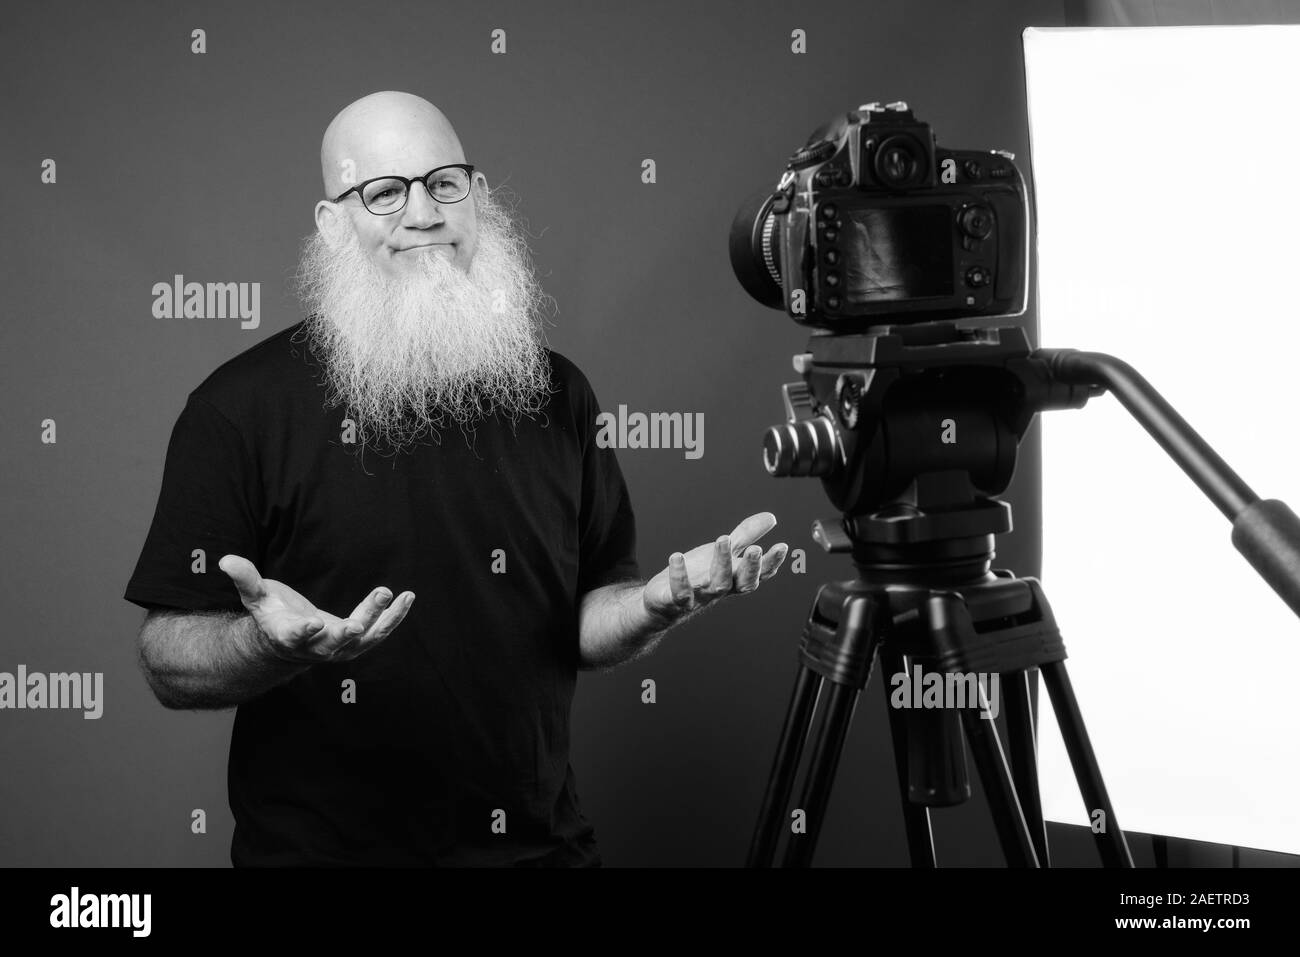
[189,320,317,420]
[545,348,597,402]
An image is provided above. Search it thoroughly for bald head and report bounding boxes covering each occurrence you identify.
[315,91,487,276]
[320,91,466,198]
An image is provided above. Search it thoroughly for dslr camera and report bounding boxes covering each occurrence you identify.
[730,101,1028,329]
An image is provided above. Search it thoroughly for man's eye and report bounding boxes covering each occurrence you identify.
[371,188,401,203]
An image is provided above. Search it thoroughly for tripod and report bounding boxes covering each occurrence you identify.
[746,482,1132,868]
[747,321,1300,867]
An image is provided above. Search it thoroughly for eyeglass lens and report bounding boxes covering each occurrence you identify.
[361,167,471,212]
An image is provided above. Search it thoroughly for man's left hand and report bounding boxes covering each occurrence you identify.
[642,512,789,628]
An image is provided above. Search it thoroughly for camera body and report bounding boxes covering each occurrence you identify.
[731,102,1028,329]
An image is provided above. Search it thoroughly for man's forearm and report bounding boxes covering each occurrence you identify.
[139,610,309,710]
[577,581,676,670]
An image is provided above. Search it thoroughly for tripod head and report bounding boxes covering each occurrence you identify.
[765,321,1098,576]
[764,319,1300,619]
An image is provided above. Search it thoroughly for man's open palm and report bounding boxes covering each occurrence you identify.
[219,555,415,663]
[642,512,788,626]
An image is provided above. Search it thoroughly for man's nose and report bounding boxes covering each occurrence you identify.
[401,182,445,228]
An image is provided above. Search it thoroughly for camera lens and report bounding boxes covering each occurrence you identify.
[729,187,786,309]
[874,134,925,188]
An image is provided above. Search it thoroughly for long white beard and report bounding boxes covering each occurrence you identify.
[294,191,555,454]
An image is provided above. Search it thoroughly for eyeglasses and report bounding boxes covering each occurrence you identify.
[331,164,475,215]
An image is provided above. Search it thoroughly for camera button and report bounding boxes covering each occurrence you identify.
[959,205,994,241]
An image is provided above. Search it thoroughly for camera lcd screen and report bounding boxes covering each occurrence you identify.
[840,205,954,302]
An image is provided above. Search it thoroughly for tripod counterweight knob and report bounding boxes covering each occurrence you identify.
[766,382,842,476]
[764,415,840,476]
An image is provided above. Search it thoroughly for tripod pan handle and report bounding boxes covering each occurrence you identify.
[1231,498,1300,622]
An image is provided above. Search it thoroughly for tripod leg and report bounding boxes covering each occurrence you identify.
[880,648,937,868]
[1153,835,1169,868]
[1004,668,1051,866]
[960,702,1042,867]
[1040,660,1135,867]
[747,665,822,868]
[756,587,885,867]
[782,680,860,867]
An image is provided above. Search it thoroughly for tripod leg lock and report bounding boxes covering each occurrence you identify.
[798,587,887,688]
[924,577,1066,674]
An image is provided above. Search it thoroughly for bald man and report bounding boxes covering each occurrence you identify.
[124,92,787,867]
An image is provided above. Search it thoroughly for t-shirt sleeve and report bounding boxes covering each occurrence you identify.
[575,372,641,594]
[123,393,263,612]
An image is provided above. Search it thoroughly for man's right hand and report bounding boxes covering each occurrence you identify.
[218,554,415,664]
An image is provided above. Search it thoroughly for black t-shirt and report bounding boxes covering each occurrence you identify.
[124,321,640,866]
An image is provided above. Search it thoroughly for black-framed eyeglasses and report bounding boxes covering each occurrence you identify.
[331,164,475,215]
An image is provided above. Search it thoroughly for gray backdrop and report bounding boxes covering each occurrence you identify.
[1,0,1062,867]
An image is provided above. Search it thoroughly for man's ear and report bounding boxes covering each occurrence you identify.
[314,200,349,248]
[472,171,489,202]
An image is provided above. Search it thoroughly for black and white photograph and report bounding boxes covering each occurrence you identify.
[2,0,1298,941]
